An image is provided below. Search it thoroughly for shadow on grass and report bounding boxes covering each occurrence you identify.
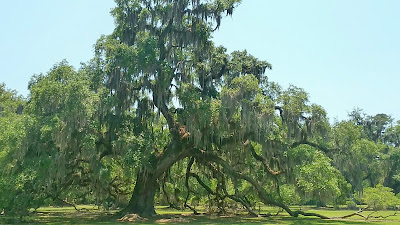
[0,210,386,225]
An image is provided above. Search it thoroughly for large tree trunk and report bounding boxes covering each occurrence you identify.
[122,139,190,217]
[125,168,158,217]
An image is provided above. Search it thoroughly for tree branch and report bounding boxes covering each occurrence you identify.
[244,139,282,176]
[290,139,337,153]
[184,157,200,215]
[191,149,330,219]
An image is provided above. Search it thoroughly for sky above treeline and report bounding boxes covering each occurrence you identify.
[1,0,399,123]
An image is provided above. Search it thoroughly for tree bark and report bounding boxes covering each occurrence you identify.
[124,168,158,217]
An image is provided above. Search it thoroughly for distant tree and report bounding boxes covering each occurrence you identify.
[0,83,25,117]
[348,108,392,143]
[330,121,387,192]
[384,146,400,194]
[384,121,400,147]
[361,184,399,210]
[287,144,350,206]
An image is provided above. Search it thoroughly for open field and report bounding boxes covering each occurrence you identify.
[0,205,399,224]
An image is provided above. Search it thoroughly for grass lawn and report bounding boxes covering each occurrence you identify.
[0,205,399,224]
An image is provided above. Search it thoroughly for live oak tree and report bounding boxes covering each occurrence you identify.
[84,0,344,217]
[2,0,354,219]
[4,0,345,218]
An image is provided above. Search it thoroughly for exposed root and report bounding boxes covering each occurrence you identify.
[118,213,148,222]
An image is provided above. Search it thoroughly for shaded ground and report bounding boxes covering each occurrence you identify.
[0,205,399,224]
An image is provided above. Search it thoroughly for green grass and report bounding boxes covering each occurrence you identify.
[0,205,398,224]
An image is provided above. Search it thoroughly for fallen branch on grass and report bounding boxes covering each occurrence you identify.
[333,208,398,220]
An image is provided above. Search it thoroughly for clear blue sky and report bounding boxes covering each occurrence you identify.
[1,1,399,122]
